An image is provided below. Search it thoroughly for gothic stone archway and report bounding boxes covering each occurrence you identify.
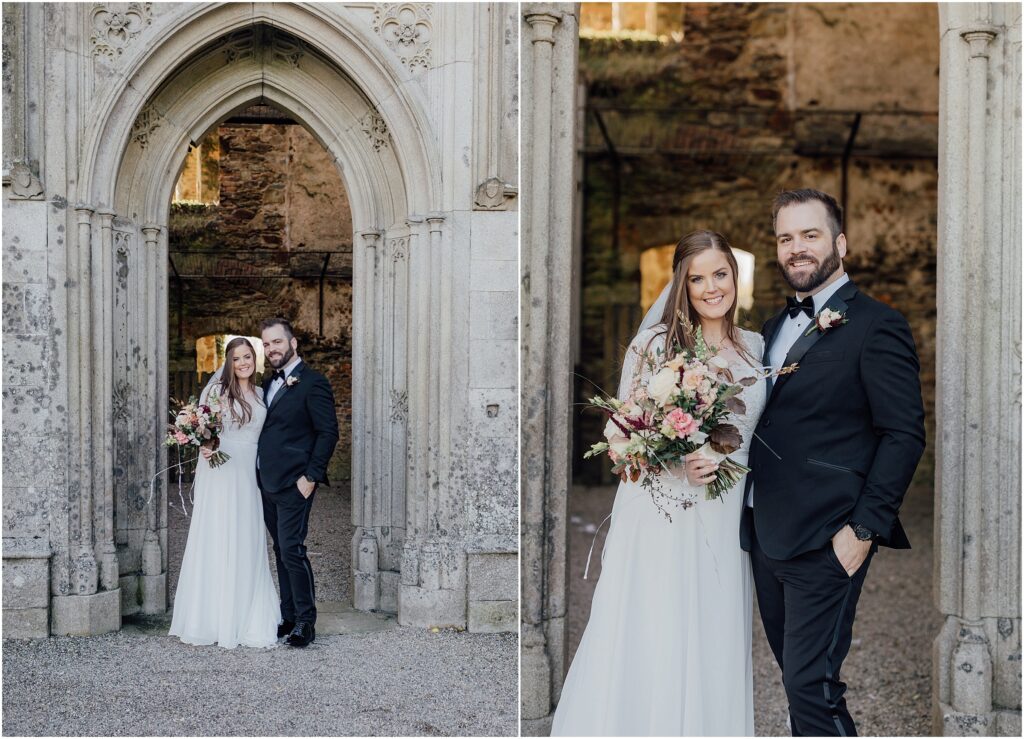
[54,2,444,633]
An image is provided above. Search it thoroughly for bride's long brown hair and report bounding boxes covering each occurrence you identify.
[217,337,259,426]
[653,229,755,365]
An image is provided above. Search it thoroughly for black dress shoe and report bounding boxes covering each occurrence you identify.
[277,620,295,639]
[285,622,315,647]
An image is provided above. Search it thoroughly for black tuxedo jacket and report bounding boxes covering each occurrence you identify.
[740,280,925,560]
[257,360,339,494]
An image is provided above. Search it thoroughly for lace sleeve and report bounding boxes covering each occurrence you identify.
[617,328,663,401]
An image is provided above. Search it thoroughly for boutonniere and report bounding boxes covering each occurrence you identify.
[286,375,300,387]
[804,307,848,336]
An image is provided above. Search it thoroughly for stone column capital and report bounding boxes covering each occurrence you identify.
[95,209,116,225]
[525,12,560,44]
[426,212,445,231]
[359,229,382,247]
[961,26,999,57]
[141,224,162,239]
[74,204,95,221]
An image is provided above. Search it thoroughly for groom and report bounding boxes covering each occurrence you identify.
[741,189,925,735]
[257,317,339,647]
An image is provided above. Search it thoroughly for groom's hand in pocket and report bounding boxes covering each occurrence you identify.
[831,525,872,576]
[297,475,316,499]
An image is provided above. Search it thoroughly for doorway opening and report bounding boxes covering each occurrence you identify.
[164,102,355,610]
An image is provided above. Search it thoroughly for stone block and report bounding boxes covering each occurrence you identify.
[2,435,61,486]
[466,388,517,439]
[468,599,516,633]
[469,290,517,341]
[470,209,517,261]
[2,607,49,638]
[468,550,518,601]
[379,570,399,614]
[398,583,467,630]
[22,284,50,333]
[470,258,517,292]
[51,588,121,636]
[140,573,166,614]
[2,334,47,384]
[468,339,516,389]
[353,569,380,611]
[1,241,47,284]
[1,485,50,539]
[2,556,49,608]
[1,385,51,435]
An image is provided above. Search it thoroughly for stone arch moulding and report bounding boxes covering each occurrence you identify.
[68,3,444,625]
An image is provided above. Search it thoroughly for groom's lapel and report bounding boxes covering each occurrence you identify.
[762,308,787,398]
[770,280,858,399]
[268,361,305,414]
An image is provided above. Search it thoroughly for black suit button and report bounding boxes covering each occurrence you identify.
[763,418,771,427]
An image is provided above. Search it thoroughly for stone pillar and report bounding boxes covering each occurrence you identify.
[934,4,1021,736]
[399,214,468,629]
[51,205,120,636]
[353,229,382,612]
[140,224,165,614]
[520,4,579,734]
[94,210,119,593]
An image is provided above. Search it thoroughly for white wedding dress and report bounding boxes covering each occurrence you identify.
[552,326,765,736]
[169,384,280,649]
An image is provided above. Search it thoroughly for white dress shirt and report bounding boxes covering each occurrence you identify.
[266,356,302,407]
[748,273,850,508]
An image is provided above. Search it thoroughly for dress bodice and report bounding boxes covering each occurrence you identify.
[200,384,266,445]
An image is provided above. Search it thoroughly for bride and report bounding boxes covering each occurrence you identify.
[169,337,281,649]
[552,230,765,736]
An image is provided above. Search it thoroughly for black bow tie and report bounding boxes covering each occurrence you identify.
[786,295,815,319]
[272,370,286,382]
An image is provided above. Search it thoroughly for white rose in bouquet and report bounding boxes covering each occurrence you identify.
[647,367,680,406]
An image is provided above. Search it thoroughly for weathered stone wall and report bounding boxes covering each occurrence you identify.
[575,2,939,485]
[168,122,354,483]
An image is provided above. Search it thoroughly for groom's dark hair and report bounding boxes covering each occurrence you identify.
[772,188,843,244]
[260,316,295,340]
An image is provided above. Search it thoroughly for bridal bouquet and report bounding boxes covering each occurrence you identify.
[164,391,230,468]
[584,326,790,520]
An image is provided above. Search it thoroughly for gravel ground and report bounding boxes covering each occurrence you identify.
[2,627,518,736]
[168,483,353,606]
[566,476,940,736]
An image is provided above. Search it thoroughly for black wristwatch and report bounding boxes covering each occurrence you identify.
[849,522,875,541]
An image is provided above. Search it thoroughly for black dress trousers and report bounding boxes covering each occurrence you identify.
[750,523,875,737]
[261,481,317,626]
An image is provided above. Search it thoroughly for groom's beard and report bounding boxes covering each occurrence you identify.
[778,242,842,293]
[267,345,295,370]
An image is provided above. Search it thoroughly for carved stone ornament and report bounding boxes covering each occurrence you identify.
[112,380,132,422]
[361,107,390,152]
[7,162,44,200]
[221,29,255,64]
[271,32,305,68]
[474,177,517,210]
[390,390,409,422]
[391,236,408,262]
[372,4,433,72]
[91,3,153,60]
[131,104,162,150]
